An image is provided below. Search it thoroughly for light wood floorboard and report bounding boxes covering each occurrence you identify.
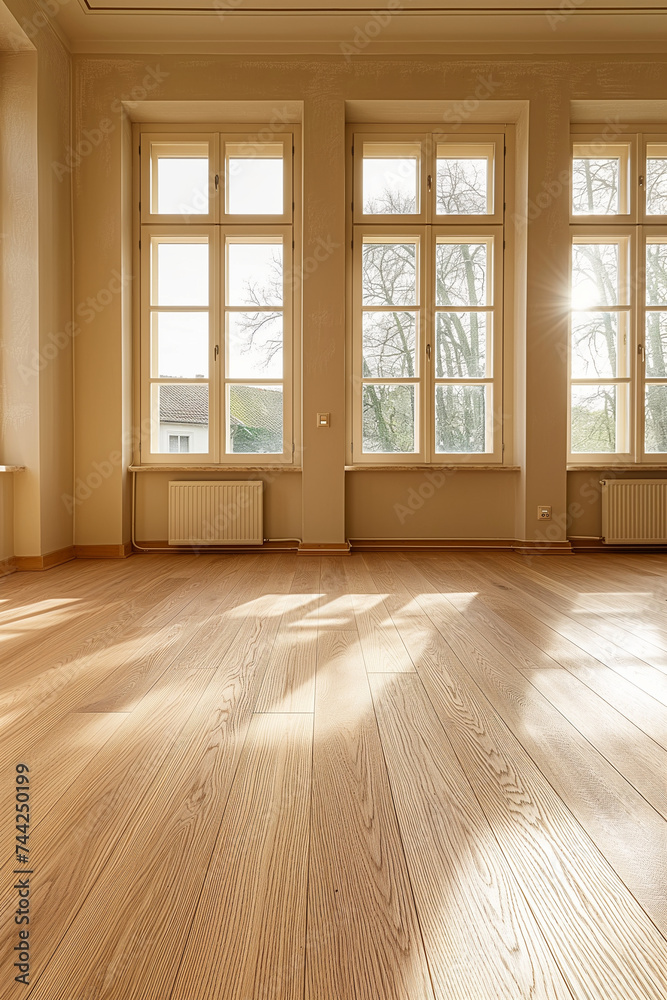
[1,551,666,1000]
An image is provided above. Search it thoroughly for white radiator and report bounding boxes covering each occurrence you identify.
[601,479,667,544]
[168,481,263,545]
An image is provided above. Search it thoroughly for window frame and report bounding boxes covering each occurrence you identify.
[570,133,637,224]
[348,124,507,467]
[135,124,300,468]
[569,126,667,466]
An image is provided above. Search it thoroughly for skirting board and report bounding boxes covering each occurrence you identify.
[350,538,573,554]
[75,543,133,559]
[134,539,299,553]
[569,536,667,553]
[297,542,351,556]
[0,556,16,576]
[14,546,76,571]
[134,538,571,555]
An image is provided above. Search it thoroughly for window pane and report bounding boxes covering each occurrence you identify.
[154,383,208,454]
[435,384,486,453]
[571,243,620,308]
[154,312,208,379]
[362,312,416,378]
[156,242,208,306]
[646,242,667,306]
[227,144,283,215]
[571,384,618,453]
[362,144,419,215]
[646,312,667,377]
[572,158,619,215]
[436,313,488,378]
[646,148,667,216]
[227,313,283,379]
[169,434,190,453]
[362,242,417,306]
[645,385,667,452]
[227,242,283,307]
[436,242,488,307]
[571,311,623,379]
[228,384,283,453]
[436,157,488,215]
[362,384,415,453]
[157,156,208,215]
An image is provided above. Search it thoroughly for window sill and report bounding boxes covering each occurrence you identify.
[567,464,667,472]
[345,464,521,472]
[129,464,301,473]
[0,465,25,473]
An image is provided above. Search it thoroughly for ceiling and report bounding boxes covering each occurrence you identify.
[26,0,667,54]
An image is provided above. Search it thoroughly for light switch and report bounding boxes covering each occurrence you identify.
[317,412,330,427]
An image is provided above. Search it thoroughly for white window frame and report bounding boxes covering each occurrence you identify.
[349,125,506,466]
[569,127,667,465]
[135,124,300,467]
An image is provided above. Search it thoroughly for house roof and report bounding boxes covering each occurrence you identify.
[159,384,209,425]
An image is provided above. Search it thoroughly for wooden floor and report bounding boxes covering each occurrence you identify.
[1,550,667,1000]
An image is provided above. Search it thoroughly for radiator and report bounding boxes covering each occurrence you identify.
[601,479,667,544]
[168,481,263,545]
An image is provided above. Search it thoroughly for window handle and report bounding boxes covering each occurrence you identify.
[214,344,219,359]
[427,174,432,192]
[215,173,220,190]
[426,343,431,361]
[638,343,645,363]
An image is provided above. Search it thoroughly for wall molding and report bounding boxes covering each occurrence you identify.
[350,538,573,554]
[0,556,17,576]
[298,542,351,556]
[75,543,133,559]
[134,539,299,553]
[14,546,76,572]
[569,536,667,553]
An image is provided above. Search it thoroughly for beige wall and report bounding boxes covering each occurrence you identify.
[6,47,667,553]
[0,0,72,561]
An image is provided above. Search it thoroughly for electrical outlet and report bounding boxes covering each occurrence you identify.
[317,412,330,428]
[537,505,552,520]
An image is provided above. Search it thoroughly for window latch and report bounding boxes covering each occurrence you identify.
[639,174,645,188]
[427,174,433,192]
[214,345,219,359]
[638,343,645,363]
[214,173,220,190]
[426,343,432,361]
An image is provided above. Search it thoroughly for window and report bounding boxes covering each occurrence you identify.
[569,130,667,462]
[168,434,191,454]
[350,129,505,464]
[137,127,298,464]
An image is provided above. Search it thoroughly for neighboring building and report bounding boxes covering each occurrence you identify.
[159,384,208,454]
